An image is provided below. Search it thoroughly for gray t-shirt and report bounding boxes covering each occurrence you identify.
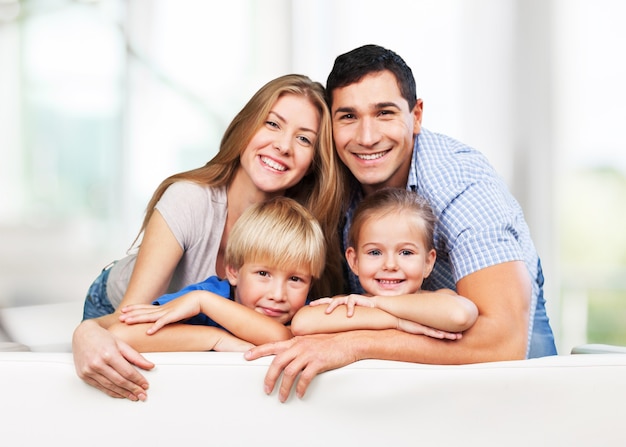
[106,181,227,309]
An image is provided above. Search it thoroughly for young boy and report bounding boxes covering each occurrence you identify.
[110,196,326,352]
[290,188,478,339]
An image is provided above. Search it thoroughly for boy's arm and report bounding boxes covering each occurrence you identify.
[197,293,293,344]
[121,290,293,345]
[109,322,253,352]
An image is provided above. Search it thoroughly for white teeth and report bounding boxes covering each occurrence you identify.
[261,156,286,171]
[377,279,402,284]
[356,151,388,160]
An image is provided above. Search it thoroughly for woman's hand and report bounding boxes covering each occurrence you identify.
[72,319,154,401]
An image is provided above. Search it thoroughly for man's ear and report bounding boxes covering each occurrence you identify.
[345,247,359,276]
[225,264,239,286]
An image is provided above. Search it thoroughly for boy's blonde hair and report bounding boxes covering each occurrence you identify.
[225,197,326,280]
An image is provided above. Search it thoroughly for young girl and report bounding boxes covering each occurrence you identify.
[109,197,326,352]
[290,187,478,339]
[73,74,344,401]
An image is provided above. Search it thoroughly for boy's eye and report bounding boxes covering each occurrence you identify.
[258,271,269,277]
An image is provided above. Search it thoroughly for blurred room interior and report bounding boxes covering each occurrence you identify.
[1,0,625,354]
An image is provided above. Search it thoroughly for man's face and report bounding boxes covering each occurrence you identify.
[331,70,423,195]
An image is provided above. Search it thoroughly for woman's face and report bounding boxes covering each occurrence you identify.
[238,94,319,195]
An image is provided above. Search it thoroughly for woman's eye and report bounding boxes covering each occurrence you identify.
[297,136,312,146]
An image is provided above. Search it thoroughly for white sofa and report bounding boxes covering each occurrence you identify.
[1,301,625,446]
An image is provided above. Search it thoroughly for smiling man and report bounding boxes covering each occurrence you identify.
[246,44,557,402]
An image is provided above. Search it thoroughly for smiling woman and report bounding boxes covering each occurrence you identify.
[71,73,345,400]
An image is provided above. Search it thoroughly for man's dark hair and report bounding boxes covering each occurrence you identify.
[326,44,417,110]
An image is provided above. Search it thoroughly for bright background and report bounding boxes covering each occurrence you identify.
[1,0,625,354]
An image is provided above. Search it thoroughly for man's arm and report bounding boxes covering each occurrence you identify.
[245,261,530,402]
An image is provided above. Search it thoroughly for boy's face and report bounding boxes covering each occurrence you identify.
[226,262,312,325]
[345,211,436,296]
[331,70,423,196]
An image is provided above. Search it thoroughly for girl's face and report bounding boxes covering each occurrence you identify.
[345,210,436,296]
[226,261,312,325]
[238,94,319,195]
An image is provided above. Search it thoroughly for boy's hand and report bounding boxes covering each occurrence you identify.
[119,292,203,334]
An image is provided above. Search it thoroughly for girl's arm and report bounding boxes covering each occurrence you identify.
[121,290,293,345]
[369,290,478,333]
[109,322,253,352]
[291,290,478,336]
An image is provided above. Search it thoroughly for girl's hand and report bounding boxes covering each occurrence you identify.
[309,294,375,317]
[397,318,463,340]
[119,292,203,334]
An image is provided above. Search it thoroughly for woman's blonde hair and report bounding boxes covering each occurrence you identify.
[134,74,344,296]
[225,197,326,281]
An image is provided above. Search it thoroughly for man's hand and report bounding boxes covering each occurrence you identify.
[72,319,155,401]
[244,333,359,403]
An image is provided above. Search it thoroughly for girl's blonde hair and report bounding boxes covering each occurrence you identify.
[134,74,344,297]
[349,188,436,251]
[225,197,326,281]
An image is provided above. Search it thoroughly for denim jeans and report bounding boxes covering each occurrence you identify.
[82,265,116,320]
[527,260,558,357]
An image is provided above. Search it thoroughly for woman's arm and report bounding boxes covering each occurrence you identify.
[72,209,183,400]
[109,322,254,352]
[121,290,293,345]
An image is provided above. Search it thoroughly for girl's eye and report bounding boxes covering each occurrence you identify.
[400,250,414,256]
[367,249,382,256]
[290,276,302,282]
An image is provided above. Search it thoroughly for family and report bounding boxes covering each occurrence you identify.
[73,44,557,403]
